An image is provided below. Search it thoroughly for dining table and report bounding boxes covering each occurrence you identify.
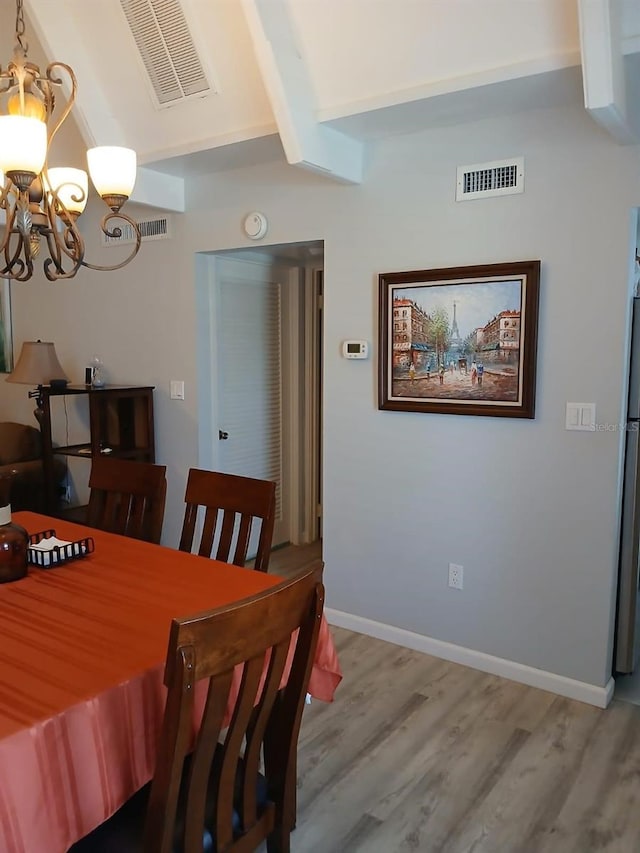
[0,511,342,853]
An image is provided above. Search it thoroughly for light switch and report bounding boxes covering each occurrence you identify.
[566,402,595,431]
[566,403,580,428]
[170,380,185,400]
[580,405,595,428]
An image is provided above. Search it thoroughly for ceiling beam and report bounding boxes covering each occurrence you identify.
[578,0,640,143]
[241,0,363,184]
[131,168,185,213]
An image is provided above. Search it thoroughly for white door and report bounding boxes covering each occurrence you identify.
[213,256,291,548]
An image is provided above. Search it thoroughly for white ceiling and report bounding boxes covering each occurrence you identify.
[5,1,640,185]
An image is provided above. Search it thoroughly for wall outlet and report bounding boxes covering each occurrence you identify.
[448,563,463,590]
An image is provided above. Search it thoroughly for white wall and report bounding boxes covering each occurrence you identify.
[2,101,639,694]
[315,116,638,691]
[183,104,640,690]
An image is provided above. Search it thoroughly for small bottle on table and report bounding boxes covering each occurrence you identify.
[0,474,28,583]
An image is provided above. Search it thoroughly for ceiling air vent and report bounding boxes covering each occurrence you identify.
[102,217,171,247]
[120,0,214,108]
[456,157,524,201]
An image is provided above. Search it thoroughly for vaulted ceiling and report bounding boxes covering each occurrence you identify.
[4,0,640,211]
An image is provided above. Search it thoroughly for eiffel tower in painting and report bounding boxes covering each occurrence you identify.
[450,300,462,348]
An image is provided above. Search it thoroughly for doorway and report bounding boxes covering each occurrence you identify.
[613,209,640,706]
[195,241,323,554]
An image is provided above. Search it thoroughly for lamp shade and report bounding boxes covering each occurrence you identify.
[0,115,47,175]
[6,341,69,386]
[45,167,89,216]
[87,146,137,198]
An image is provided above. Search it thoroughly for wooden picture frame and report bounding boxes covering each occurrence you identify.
[0,280,13,374]
[378,260,540,418]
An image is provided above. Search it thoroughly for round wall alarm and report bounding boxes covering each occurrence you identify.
[243,212,268,240]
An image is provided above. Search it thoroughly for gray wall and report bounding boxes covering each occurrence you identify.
[2,101,639,691]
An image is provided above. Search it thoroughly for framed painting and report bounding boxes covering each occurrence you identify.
[0,280,13,374]
[378,260,540,418]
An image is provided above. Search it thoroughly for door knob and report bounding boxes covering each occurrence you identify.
[218,430,229,440]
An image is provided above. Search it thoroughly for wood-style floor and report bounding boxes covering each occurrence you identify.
[268,543,640,852]
[263,540,324,578]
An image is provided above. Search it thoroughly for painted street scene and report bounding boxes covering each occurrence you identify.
[390,278,524,403]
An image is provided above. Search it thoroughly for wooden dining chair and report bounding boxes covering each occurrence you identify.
[86,457,167,545]
[179,468,277,572]
[69,562,325,853]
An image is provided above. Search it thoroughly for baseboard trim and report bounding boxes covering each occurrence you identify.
[325,608,614,709]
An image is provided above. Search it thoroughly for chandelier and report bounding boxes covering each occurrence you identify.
[0,0,141,281]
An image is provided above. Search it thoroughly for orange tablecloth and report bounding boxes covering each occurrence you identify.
[0,512,341,853]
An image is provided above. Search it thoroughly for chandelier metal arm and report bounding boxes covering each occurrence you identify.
[42,255,81,282]
[41,225,83,282]
[2,189,142,282]
[0,178,11,207]
[43,62,76,150]
[2,222,32,281]
[42,211,85,282]
[0,0,141,282]
[0,75,19,98]
[42,185,84,257]
[80,211,142,273]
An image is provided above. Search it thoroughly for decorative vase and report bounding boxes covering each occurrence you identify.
[0,474,28,583]
[90,355,106,388]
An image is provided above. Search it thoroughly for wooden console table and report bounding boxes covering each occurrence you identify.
[40,384,155,515]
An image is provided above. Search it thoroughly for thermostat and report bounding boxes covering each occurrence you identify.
[342,340,368,359]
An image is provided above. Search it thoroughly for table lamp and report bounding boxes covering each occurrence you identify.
[6,340,69,425]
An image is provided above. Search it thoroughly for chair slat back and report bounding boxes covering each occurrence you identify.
[144,562,324,853]
[179,468,276,572]
[87,457,167,544]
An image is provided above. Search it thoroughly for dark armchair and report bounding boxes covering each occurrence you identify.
[0,421,64,512]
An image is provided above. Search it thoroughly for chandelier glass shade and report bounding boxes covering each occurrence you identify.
[0,0,142,281]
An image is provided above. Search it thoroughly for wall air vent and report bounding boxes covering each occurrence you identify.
[456,157,524,201]
[120,0,214,108]
[102,217,172,247]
